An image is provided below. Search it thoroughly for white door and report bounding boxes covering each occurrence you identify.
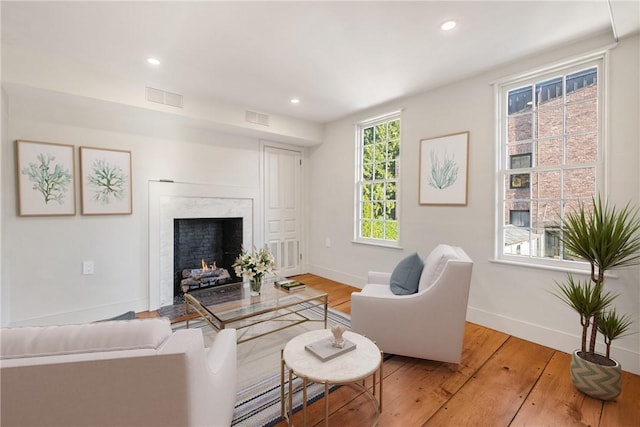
[263,145,303,277]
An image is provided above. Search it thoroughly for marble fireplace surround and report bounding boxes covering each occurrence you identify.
[148,181,258,310]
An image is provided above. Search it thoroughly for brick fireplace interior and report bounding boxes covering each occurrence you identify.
[173,217,243,302]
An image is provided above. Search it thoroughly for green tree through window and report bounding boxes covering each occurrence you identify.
[357,112,400,244]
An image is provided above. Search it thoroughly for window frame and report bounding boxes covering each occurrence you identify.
[354,111,402,248]
[495,54,607,269]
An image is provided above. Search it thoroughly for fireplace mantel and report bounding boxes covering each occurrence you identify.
[148,181,259,309]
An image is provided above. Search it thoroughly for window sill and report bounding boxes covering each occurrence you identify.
[352,240,404,250]
[489,258,619,279]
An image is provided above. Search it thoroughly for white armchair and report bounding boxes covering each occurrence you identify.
[351,244,473,364]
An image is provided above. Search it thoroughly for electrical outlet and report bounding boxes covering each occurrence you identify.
[82,261,94,275]
[325,237,331,248]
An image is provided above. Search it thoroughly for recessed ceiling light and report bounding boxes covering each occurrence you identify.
[440,20,457,31]
[147,57,161,66]
[290,98,300,104]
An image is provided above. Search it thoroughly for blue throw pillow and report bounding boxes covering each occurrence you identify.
[390,253,424,295]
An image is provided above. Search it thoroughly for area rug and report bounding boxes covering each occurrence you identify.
[171,303,351,426]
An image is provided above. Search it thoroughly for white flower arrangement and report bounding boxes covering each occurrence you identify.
[232,246,276,282]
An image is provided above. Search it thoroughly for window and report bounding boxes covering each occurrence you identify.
[497,58,603,264]
[355,112,401,245]
[509,210,530,227]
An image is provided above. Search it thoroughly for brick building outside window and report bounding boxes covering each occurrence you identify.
[498,58,602,264]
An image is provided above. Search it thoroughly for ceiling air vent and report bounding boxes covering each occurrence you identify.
[145,87,183,108]
[245,110,269,127]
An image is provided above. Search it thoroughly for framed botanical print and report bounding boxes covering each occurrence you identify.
[16,140,76,216]
[419,131,469,206]
[80,147,132,215]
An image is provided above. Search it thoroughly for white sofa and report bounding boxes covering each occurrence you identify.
[351,244,473,364]
[0,317,237,427]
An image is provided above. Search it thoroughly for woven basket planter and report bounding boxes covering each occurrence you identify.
[570,350,622,401]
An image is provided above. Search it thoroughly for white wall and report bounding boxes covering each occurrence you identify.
[1,1,6,325]
[308,33,640,374]
[1,32,324,326]
[1,88,6,326]
[0,85,280,326]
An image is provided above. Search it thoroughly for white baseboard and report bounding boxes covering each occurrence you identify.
[306,264,364,289]
[7,299,149,327]
[467,306,640,375]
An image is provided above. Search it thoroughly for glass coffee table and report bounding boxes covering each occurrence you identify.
[184,280,328,343]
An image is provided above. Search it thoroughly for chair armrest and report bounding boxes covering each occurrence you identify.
[205,329,237,425]
[367,271,392,285]
[206,328,237,375]
[159,328,237,426]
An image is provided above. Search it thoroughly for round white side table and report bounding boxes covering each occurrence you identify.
[280,329,383,426]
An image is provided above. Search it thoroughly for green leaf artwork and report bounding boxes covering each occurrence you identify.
[428,149,459,189]
[21,153,72,204]
[88,158,128,205]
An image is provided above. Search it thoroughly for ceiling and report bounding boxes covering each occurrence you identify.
[2,1,639,124]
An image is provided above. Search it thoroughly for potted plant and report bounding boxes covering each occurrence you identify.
[554,195,640,400]
[232,246,276,296]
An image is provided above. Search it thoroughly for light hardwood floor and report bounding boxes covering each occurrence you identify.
[140,273,639,426]
[273,274,640,427]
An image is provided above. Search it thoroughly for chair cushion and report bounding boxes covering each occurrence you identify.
[361,283,396,297]
[390,252,424,295]
[0,318,172,360]
[418,244,458,292]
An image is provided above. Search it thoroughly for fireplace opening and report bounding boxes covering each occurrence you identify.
[173,217,243,301]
